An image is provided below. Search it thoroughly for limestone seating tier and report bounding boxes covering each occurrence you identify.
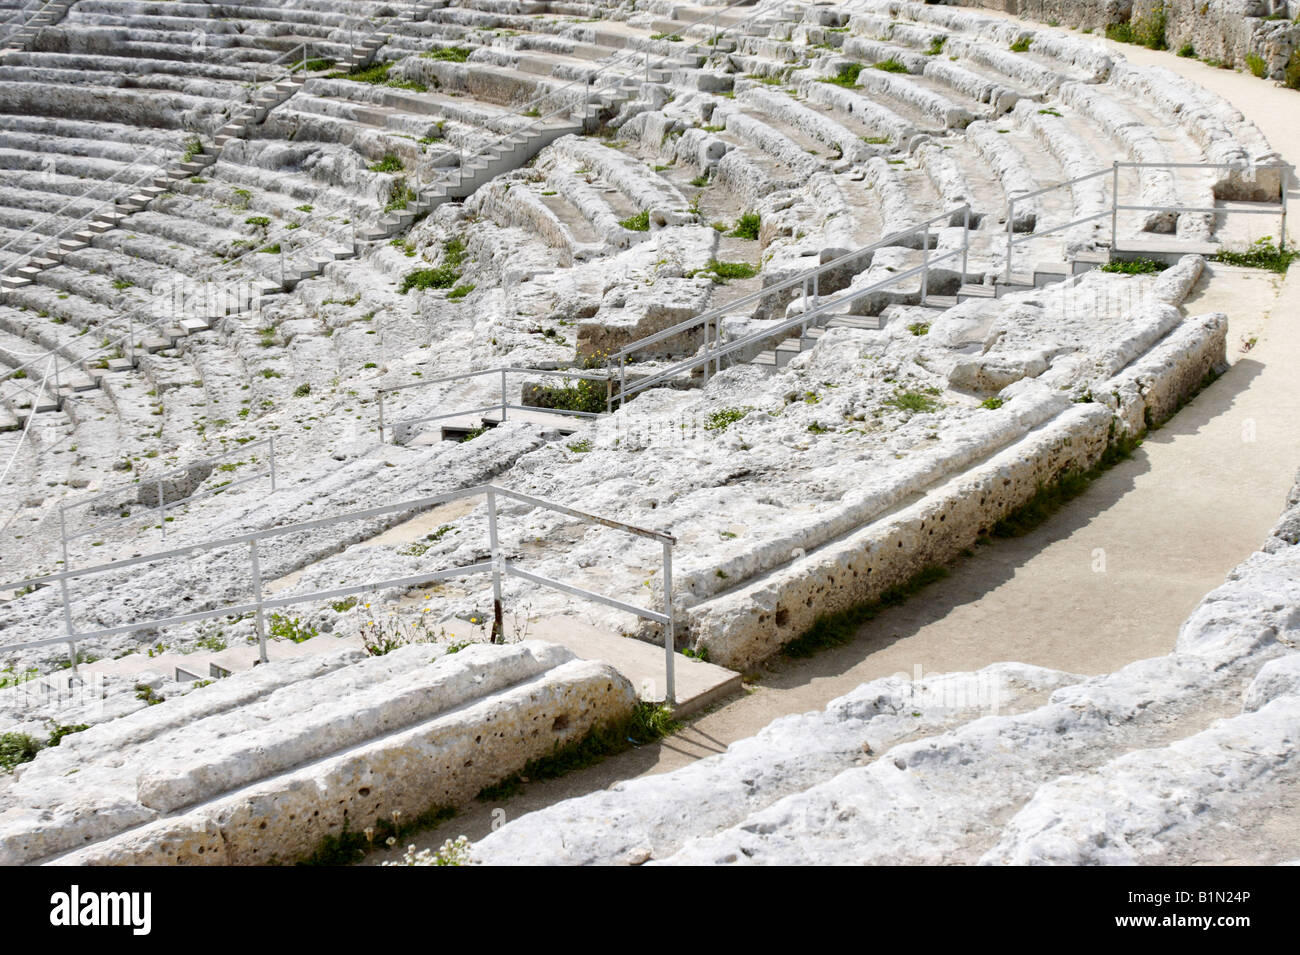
[472,660,1085,863]
[472,473,1300,865]
[0,0,1283,691]
[0,640,637,865]
[0,421,555,657]
[469,171,620,260]
[139,262,1218,677]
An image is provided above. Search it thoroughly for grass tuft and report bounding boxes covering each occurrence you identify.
[873,57,909,73]
[1211,237,1297,274]
[885,389,941,414]
[422,46,472,62]
[400,266,461,293]
[704,406,752,431]
[1099,258,1168,275]
[821,62,864,87]
[369,154,404,173]
[0,732,41,773]
[619,210,650,232]
[728,212,761,240]
[1105,5,1168,50]
[695,259,758,282]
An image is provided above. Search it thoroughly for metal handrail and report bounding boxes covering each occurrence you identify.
[611,205,965,362]
[376,365,608,441]
[58,437,276,548]
[1004,159,1291,281]
[0,145,171,275]
[617,238,969,406]
[2,483,680,701]
[0,0,58,46]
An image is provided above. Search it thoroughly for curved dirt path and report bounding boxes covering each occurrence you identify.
[364,24,1300,864]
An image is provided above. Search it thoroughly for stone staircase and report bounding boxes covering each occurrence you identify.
[749,252,1112,373]
[340,0,447,74]
[0,0,75,55]
[80,632,369,686]
[0,70,321,296]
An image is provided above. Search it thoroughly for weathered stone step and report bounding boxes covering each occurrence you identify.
[471,662,1079,865]
[528,616,741,718]
[6,642,636,866]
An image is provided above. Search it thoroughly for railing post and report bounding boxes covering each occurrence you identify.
[920,227,929,304]
[500,368,508,422]
[1110,160,1120,252]
[1280,167,1289,251]
[249,539,268,664]
[1004,197,1014,285]
[57,507,78,681]
[662,539,675,707]
[486,488,504,644]
[961,203,970,282]
[58,505,69,570]
[703,320,710,385]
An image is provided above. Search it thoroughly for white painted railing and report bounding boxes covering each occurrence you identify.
[1005,160,1291,281]
[57,437,276,553]
[376,366,606,443]
[2,485,681,702]
[612,205,972,406]
[0,145,170,275]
